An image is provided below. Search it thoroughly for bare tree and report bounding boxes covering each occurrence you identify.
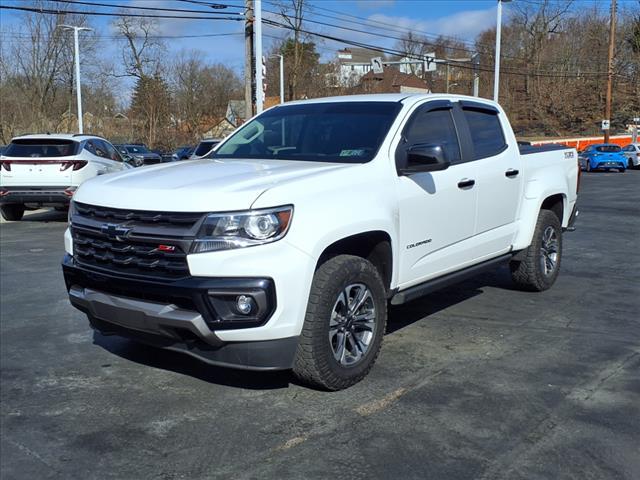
[273,0,307,100]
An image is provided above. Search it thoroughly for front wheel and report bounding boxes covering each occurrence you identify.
[293,255,387,390]
[510,209,563,292]
[1,204,25,221]
[585,162,592,172]
[619,168,626,173]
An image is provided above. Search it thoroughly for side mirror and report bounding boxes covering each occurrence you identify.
[399,143,450,175]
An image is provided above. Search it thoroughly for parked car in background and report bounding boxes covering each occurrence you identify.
[578,144,627,172]
[190,138,221,160]
[114,144,162,166]
[622,143,640,169]
[1,134,131,221]
[172,146,195,161]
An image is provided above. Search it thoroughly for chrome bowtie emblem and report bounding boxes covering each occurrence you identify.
[101,223,131,241]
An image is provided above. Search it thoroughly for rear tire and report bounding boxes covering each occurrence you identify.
[1,204,25,221]
[293,255,387,391]
[510,209,562,292]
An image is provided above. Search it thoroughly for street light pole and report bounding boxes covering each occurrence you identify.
[254,0,264,114]
[59,25,92,134]
[493,0,510,103]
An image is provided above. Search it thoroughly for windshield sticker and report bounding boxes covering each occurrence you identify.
[339,149,366,157]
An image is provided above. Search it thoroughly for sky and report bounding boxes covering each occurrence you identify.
[0,0,631,103]
[0,0,508,71]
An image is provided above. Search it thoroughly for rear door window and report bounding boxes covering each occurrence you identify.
[462,109,507,159]
[101,141,122,162]
[4,139,78,157]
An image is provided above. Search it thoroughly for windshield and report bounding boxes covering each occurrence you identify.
[194,141,219,156]
[214,101,402,163]
[126,145,150,154]
[595,145,621,152]
[4,139,78,157]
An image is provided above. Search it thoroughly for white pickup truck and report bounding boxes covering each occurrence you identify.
[62,94,579,390]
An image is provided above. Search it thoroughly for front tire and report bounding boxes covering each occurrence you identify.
[619,168,626,173]
[510,209,563,292]
[293,255,387,391]
[1,204,25,221]
[585,162,592,172]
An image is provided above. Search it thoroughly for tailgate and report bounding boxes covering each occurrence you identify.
[1,158,74,187]
[1,138,80,187]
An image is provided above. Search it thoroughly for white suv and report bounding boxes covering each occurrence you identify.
[0,134,130,221]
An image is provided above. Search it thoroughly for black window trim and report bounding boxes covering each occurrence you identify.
[395,100,467,173]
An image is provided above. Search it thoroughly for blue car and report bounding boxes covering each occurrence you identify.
[579,144,627,172]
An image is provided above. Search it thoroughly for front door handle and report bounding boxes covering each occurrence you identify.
[505,169,520,178]
[457,178,475,189]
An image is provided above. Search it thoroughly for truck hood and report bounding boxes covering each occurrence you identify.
[73,158,352,211]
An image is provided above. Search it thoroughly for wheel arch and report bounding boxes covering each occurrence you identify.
[317,230,394,296]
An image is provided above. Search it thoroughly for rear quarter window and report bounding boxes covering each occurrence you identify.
[4,139,78,157]
[463,110,507,160]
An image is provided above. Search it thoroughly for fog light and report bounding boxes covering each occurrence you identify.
[236,295,254,315]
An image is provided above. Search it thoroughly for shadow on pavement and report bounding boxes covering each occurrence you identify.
[90,266,518,390]
[93,331,293,390]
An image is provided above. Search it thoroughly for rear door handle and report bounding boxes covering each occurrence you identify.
[457,178,475,189]
[505,169,520,178]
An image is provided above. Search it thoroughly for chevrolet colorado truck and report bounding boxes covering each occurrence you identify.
[62,94,579,390]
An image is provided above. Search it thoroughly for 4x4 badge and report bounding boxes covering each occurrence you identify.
[101,223,131,241]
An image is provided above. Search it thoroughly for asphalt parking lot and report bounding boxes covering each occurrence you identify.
[1,170,639,480]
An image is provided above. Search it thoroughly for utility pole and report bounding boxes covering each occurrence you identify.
[604,0,617,143]
[244,0,254,119]
[270,54,284,104]
[254,0,264,114]
[58,25,92,134]
[446,63,450,93]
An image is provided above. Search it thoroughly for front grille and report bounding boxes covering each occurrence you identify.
[75,202,202,228]
[71,203,206,279]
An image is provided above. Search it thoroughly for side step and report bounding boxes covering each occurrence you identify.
[390,253,513,305]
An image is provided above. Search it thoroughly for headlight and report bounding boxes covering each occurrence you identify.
[192,205,293,253]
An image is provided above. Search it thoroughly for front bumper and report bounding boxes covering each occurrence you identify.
[0,186,74,205]
[62,255,298,370]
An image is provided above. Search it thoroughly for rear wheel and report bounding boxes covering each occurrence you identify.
[510,209,562,292]
[293,255,387,390]
[1,204,25,221]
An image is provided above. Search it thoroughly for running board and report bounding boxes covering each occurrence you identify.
[390,254,513,305]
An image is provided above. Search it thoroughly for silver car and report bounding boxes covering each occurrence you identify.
[622,143,640,168]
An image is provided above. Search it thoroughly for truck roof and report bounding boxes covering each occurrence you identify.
[282,93,501,109]
[10,133,104,142]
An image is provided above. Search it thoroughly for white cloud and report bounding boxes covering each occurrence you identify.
[368,6,496,42]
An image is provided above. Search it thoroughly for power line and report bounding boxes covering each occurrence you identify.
[263,17,625,80]
[52,0,242,16]
[0,4,243,21]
